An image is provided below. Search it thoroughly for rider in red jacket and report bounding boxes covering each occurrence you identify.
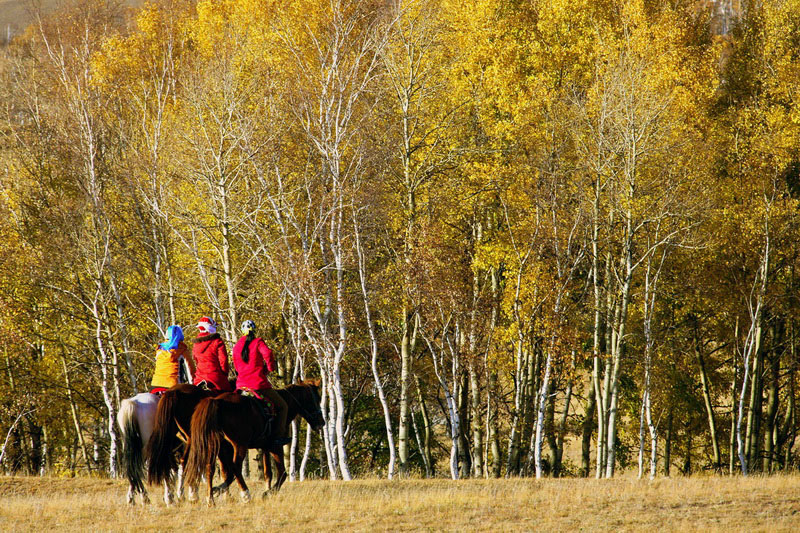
[192,316,233,392]
[233,320,290,446]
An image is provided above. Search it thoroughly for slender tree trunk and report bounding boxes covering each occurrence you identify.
[355,222,396,478]
[746,346,764,471]
[555,370,573,478]
[506,341,525,476]
[488,370,502,478]
[219,188,238,344]
[763,343,780,472]
[398,307,412,474]
[469,363,483,478]
[638,392,646,479]
[581,387,596,477]
[534,345,554,478]
[737,221,770,476]
[319,372,338,480]
[332,353,351,480]
[664,405,673,477]
[591,178,605,480]
[93,299,118,478]
[299,420,313,482]
[606,263,632,478]
[645,389,657,479]
[415,375,433,478]
[60,353,91,473]
[458,371,471,478]
[522,344,538,475]
[40,425,49,475]
[730,323,739,475]
[109,272,137,394]
[682,425,692,475]
[695,338,721,470]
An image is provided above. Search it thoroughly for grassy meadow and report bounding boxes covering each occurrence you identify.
[1,475,799,532]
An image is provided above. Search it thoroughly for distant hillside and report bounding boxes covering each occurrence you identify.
[0,0,143,44]
[1,0,64,43]
[0,0,745,46]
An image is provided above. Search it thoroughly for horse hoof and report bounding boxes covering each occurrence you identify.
[240,490,251,503]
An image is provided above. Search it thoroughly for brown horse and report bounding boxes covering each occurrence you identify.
[145,384,236,502]
[185,380,325,505]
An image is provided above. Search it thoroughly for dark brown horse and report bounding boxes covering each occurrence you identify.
[145,384,236,502]
[185,380,325,505]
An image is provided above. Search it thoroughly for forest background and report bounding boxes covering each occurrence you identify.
[1,0,799,483]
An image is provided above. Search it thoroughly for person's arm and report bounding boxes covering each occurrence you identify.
[218,341,229,374]
[183,344,196,375]
[260,341,277,373]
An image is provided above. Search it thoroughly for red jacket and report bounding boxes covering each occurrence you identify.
[233,336,277,391]
[192,334,232,391]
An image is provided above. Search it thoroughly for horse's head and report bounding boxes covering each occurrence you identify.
[299,378,325,431]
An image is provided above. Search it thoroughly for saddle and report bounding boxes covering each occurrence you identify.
[238,388,275,446]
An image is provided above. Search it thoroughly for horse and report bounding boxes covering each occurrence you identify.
[117,392,179,505]
[145,383,236,502]
[185,379,325,505]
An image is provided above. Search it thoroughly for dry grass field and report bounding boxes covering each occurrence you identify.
[1,475,799,532]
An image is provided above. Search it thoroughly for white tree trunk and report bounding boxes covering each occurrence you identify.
[354,220,396,478]
[736,215,770,476]
[534,350,552,479]
[93,299,118,478]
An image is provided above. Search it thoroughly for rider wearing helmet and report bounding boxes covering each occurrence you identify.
[151,325,194,393]
[233,320,290,446]
[192,316,233,392]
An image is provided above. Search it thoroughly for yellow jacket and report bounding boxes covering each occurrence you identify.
[151,342,194,388]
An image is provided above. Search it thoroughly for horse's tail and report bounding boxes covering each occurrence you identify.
[185,397,221,487]
[118,398,145,494]
[146,391,180,485]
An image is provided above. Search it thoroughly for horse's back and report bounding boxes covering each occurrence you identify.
[120,392,160,444]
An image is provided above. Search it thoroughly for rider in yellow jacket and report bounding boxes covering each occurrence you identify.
[150,325,194,393]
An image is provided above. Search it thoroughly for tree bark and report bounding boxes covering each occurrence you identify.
[414,375,433,477]
[398,308,412,474]
[695,337,721,470]
[488,370,502,478]
[664,405,673,477]
[763,338,780,472]
[469,363,483,478]
[458,370,471,478]
[555,370,573,478]
[581,386,596,477]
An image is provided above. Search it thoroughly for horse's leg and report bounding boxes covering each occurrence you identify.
[231,444,251,503]
[178,442,198,503]
[163,480,173,506]
[271,448,288,492]
[261,448,272,499]
[212,444,235,498]
[175,461,184,501]
[206,450,216,507]
[141,488,151,505]
[127,484,135,506]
